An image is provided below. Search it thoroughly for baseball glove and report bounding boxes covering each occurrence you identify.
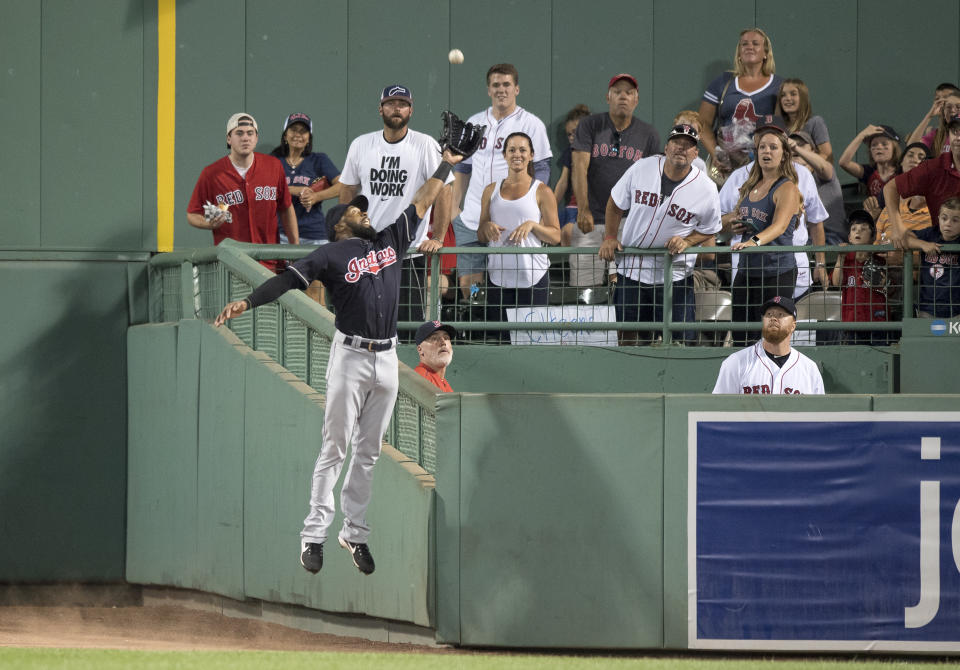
[438,111,485,157]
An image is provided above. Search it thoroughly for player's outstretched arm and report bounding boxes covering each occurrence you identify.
[413,150,464,219]
[214,271,305,326]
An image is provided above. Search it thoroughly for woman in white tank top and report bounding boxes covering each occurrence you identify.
[477,133,561,337]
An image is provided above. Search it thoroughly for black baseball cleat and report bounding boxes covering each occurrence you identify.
[300,541,323,574]
[338,536,375,575]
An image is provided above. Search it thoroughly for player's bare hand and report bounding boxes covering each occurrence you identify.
[214,300,248,327]
[508,221,536,243]
[576,209,594,234]
[666,235,689,255]
[441,149,464,166]
[598,238,622,261]
[477,220,504,244]
[417,238,443,254]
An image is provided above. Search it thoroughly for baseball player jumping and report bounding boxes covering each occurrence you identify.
[215,116,481,575]
[712,296,825,395]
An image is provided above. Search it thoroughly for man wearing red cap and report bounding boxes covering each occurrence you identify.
[570,74,661,287]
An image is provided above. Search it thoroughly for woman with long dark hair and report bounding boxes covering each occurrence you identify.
[729,125,802,344]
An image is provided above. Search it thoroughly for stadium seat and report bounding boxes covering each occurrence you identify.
[695,289,733,346]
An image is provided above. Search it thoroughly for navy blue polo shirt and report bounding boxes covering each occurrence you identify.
[288,204,419,339]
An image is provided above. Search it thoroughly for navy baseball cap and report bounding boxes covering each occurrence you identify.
[755,115,787,135]
[325,195,369,239]
[283,112,312,132]
[415,320,458,345]
[380,85,413,104]
[760,295,797,319]
[668,123,699,144]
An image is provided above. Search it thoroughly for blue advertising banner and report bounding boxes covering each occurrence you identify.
[688,412,960,652]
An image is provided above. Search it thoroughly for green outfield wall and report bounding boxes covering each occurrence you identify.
[3,0,960,592]
[123,317,959,649]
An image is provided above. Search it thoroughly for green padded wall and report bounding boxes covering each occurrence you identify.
[127,321,434,625]
[398,344,896,395]
[436,393,665,647]
[0,259,137,581]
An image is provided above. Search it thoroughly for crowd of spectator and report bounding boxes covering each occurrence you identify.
[189,28,960,346]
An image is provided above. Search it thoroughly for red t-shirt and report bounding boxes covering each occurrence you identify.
[188,153,292,269]
[894,152,960,225]
[839,252,887,323]
[415,363,452,392]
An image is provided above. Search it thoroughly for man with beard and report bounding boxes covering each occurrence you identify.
[712,296,825,394]
[214,148,464,575]
[339,85,454,337]
[413,321,456,392]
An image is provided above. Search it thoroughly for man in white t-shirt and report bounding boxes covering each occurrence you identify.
[451,63,552,298]
[340,84,453,337]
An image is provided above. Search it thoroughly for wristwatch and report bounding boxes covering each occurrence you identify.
[750,235,762,246]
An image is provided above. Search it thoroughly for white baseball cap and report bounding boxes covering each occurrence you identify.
[226,113,258,134]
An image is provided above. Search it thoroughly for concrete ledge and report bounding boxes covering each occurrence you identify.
[141,586,438,646]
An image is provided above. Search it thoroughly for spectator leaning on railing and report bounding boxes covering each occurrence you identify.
[902,196,960,318]
[600,123,720,346]
[883,113,960,250]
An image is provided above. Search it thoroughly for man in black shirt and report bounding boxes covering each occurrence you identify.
[216,149,463,576]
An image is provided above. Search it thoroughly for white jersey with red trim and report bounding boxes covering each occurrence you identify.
[712,341,825,395]
[609,156,721,284]
[459,105,552,231]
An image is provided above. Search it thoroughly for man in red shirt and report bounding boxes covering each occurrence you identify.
[884,113,960,248]
[413,321,456,392]
[187,113,298,269]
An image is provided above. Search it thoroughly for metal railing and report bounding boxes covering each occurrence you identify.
[148,242,441,472]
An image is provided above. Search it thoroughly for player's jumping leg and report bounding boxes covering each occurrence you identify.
[338,348,399,574]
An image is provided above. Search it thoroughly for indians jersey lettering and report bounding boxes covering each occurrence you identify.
[345,247,399,282]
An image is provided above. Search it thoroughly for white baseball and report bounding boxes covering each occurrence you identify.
[448,49,464,65]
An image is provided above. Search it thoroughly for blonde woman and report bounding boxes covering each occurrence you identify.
[698,28,784,183]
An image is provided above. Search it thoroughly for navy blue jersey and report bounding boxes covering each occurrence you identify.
[288,204,420,338]
[915,228,960,317]
[281,152,341,240]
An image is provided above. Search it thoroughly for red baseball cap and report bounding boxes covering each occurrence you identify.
[608,73,638,89]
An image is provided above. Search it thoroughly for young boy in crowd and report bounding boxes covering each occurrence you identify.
[831,210,889,344]
[904,196,960,317]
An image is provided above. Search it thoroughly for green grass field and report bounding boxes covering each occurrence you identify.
[1,649,957,670]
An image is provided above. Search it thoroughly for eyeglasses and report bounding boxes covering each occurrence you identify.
[610,130,622,157]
